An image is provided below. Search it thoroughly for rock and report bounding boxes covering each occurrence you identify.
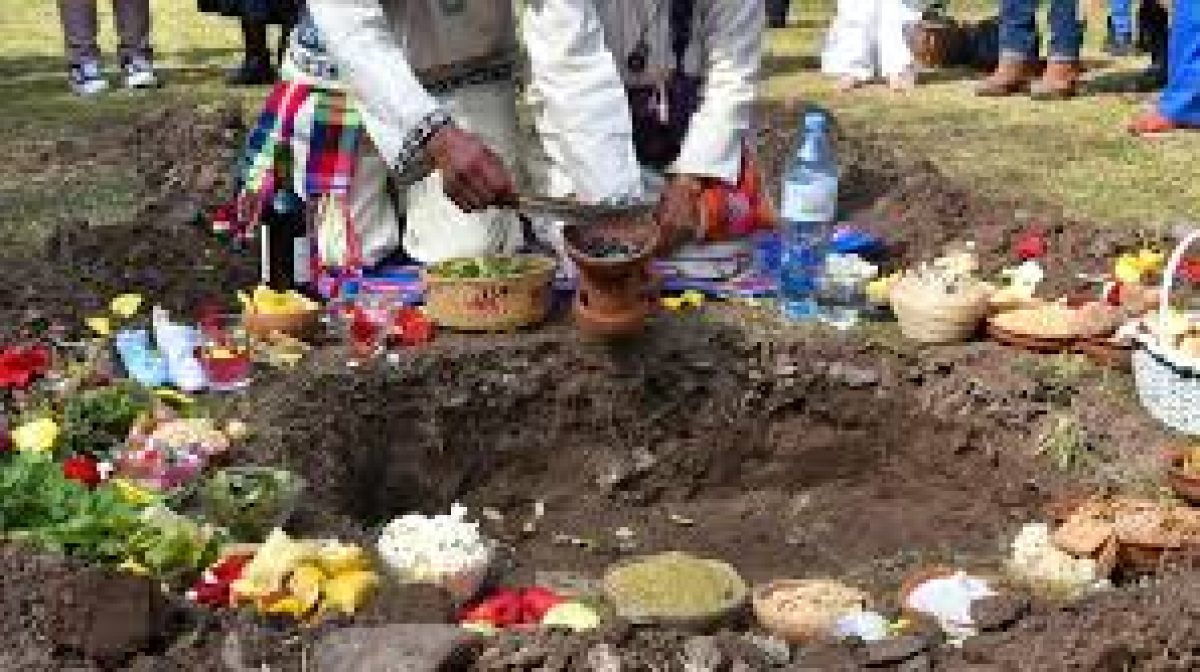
[586,644,622,672]
[971,594,1030,632]
[862,635,931,668]
[682,636,724,671]
[826,362,881,388]
[47,567,166,663]
[897,653,933,672]
[314,624,476,672]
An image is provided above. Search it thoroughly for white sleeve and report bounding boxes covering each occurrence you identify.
[669,0,764,183]
[308,0,447,175]
[522,0,644,202]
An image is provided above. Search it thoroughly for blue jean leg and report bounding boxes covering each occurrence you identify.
[1110,0,1134,39]
[1046,0,1082,60]
[999,0,1038,60]
[1159,0,1200,124]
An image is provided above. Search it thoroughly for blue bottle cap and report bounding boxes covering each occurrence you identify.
[803,110,828,130]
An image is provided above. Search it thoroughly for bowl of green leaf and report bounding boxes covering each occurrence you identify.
[422,255,557,331]
[199,467,305,541]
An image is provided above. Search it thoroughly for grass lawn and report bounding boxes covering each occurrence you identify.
[1,0,1195,247]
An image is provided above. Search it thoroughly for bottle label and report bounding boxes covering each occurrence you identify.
[781,180,836,223]
[293,236,312,285]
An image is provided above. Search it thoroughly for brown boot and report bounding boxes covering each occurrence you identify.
[975,59,1038,97]
[1030,61,1080,100]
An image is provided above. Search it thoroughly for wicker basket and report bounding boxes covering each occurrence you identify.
[913,17,964,69]
[421,255,556,331]
[890,278,992,344]
[1133,230,1200,436]
[752,579,869,644]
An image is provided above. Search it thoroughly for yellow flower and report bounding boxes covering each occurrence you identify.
[11,418,59,453]
[321,570,379,616]
[288,564,326,614]
[1114,255,1143,285]
[118,559,152,577]
[85,316,112,337]
[154,389,195,406]
[112,478,157,507]
[109,294,144,318]
[316,541,370,575]
[661,296,686,311]
[680,290,706,309]
[1135,249,1165,275]
[261,595,309,619]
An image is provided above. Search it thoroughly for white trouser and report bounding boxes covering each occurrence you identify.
[348,80,524,266]
[821,0,921,79]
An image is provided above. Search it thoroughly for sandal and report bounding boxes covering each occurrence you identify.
[1128,109,1197,136]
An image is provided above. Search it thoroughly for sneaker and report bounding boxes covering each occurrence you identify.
[123,57,159,89]
[68,61,109,96]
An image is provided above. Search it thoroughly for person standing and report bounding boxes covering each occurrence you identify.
[1138,0,1170,88]
[821,0,922,92]
[976,0,1083,99]
[198,0,299,85]
[1130,0,1200,134]
[57,0,158,96]
[1106,0,1135,56]
[521,0,765,254]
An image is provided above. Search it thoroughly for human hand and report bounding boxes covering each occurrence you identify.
[426,125,516,212]
[654,175,704,256]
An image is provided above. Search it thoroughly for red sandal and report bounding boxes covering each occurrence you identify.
[1128,109,1198,136]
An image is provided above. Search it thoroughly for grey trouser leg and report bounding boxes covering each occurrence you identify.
[57,0,151,66]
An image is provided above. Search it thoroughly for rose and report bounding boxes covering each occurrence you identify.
[62,455,102,488]
[0,345,51,389]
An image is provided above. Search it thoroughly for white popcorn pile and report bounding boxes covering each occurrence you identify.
[1008,523,1103,594]
[377,504,493,581]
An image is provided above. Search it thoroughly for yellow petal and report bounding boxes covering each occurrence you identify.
[232,529,317,601]
[118,559,152,577]
[1114,258,1143,285]
[12,418,59,453]
[289,564,325,613]
[681,291,705,308]
[110,294,144,318]
[316,542,370,575]
[154,389,195,405]
[112,478,156,506]
[261,596,309,619]
[85,316,113,336]
[661,297,685,311]
[321,570,379,616]
[1135,249,1165,274]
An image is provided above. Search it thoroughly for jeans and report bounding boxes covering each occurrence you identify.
[1110,0,1133,40]
[999,0,1082,62]
[57,0,152,66]
[1159,0,1200,124]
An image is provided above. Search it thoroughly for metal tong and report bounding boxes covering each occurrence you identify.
[513,194,656,224]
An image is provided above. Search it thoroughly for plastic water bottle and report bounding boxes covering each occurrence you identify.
[778,110,839,321]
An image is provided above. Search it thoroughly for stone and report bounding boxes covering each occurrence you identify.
[314,624,476,672]
[862,635,931,668]
[971,594,1031,633]
[682,636,724,671]
[47,567,166,663]
[897,653,934,672]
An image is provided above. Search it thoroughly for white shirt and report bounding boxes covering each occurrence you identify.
[522,0,764,202]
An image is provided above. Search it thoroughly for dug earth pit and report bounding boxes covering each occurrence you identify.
[238,320,1056,591]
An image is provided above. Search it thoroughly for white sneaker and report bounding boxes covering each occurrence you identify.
[123,57,159,89]
[68,61,109,96]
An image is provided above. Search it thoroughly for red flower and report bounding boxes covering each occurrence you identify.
[1013,231,1048,261]
[0,345,51,389]
[393,307,435,347]
[62,455,101,488]
[1177,257,1200,284]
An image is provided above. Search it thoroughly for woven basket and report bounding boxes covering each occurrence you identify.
[752,579,869,644]
[1133,230,1200,436]
[421,255,556,331]
[890,279,991,344]
[913,17,964,69]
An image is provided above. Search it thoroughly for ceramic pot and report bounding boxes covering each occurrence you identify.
[1166,450,1200,505]
[564,215,662,339]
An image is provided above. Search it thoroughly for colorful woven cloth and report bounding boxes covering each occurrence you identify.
[216,81,366,288]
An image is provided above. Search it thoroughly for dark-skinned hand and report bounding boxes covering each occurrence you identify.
[426,125,516,212]
[654,174,704,256]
